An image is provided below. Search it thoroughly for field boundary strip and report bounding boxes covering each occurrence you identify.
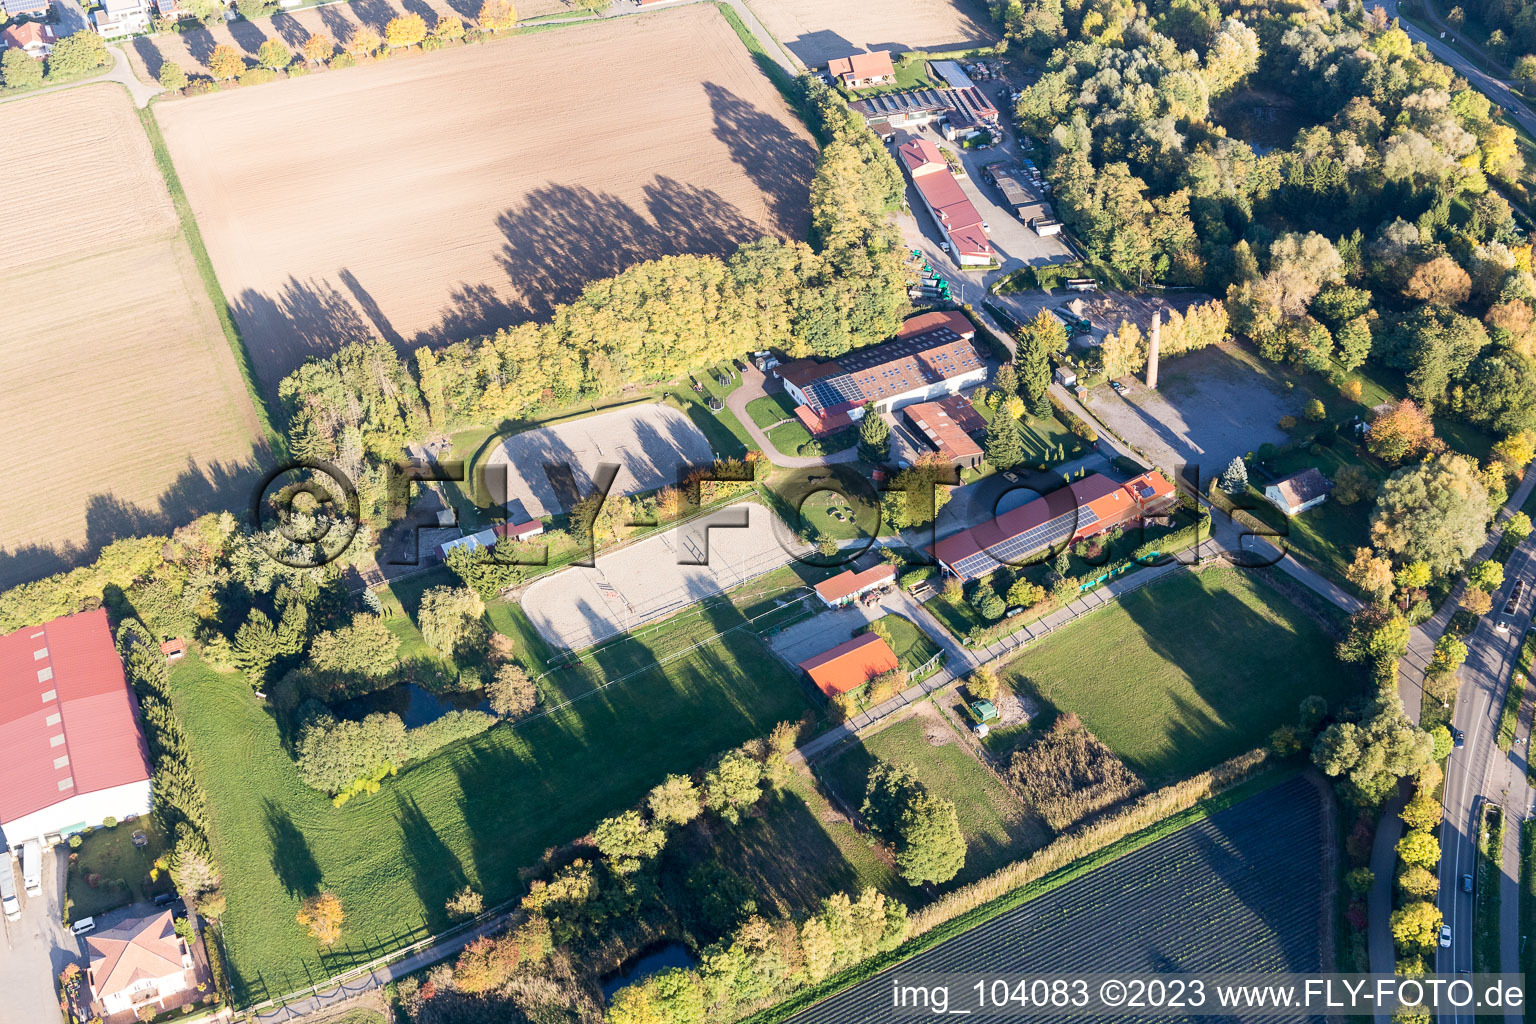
[138,104,283,450]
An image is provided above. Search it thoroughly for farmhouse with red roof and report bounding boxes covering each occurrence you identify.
[85,909,204,1019]
[0,609,152,848]
[826,50,895,89]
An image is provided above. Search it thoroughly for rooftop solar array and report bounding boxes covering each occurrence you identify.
[948,505,1100,579]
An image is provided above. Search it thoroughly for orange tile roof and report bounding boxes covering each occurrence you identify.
[87,910,189,1003]
[814,564,896,604]
[903,396,984,462]
[798,633,899,696]
[828,51,894,81]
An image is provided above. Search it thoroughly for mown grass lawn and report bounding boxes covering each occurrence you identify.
[746,393,798,428]
[818,715,1047,888]
[768,419,813,455]
[67,819,175,921]
[172,620,816,1003]
[871,613,943,675]
[997,566,1360,784]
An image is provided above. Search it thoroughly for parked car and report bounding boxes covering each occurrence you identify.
[1110,381,1127,394]
[1439,924,1453,948]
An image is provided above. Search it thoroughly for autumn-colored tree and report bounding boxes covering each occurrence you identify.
[1462,586,1493,615]
[348,25,382,56]
[1333,464,1376,506]
[1100,320,1146,380]
[385,12,428,47]
[1404,256,1472,306]
[297,892,344,945]
[256,38,292,72]
[479,0,517,31]
[1345,548,1395,604]
[206,44,245,81]
[302,32,335,63]
[1365,399,1438,464]
[1390,900,1442,951]
[433,13,465,39]
[157,60,187,91]
[1492,430,1536,477]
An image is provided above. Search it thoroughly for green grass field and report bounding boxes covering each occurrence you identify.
[819,715,1048,888]
[872,613,944,675]
[1248,445,1390,594]
[768,419,814,455]
[997,567,1359,783]
[67,820,175,922]
[172,620,816,1002]
[746,393,799,428]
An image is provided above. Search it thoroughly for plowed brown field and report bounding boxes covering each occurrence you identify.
[744,0,997,67]
[153,5,816,396]
[0,85,266,588]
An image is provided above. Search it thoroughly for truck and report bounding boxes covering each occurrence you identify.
[1,850,19,921]
[21,840,42,898]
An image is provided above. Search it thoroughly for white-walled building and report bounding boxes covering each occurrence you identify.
[87,909,201,1019]
[92,0,151,38]
[0,609,152,850]
[896,137,993,266]
[777,311,987,436]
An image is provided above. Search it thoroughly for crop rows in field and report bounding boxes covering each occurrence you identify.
[793,775,1327,1023]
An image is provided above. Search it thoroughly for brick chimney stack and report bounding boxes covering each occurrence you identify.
[1146,310,1161,389]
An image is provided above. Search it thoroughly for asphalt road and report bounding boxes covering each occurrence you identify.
[1435,536,1534,1018]
[1377,0,1536,137]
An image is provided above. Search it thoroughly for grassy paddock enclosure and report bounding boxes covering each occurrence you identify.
[170,600,815,1001]
[743,0,998,67]
[0,85,267,588]
[997,566,1358,783]
[152,4,815,397]
[818,712,1048,887]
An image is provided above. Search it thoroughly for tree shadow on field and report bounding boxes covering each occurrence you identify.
[228,17,271,55]
[270,13,310,47]
[480,179,761,328]
[131,36,165,79]
[705,83,815,235]
[264,799,323,898]
[0,452,269,592]
[178,25,217,66]
[348,0,400,30]
[317,3,358,43]
[338,268,405,349]
[231,277,376,398]
[395,794,468,930]
[399,0,438,25]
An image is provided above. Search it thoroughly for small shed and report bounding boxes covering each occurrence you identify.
[159,638,186,663]
[1264,467,1330,517]
[1053,366,1077,388]
[969,699,999,723]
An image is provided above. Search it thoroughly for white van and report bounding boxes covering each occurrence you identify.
[0,851,19,921]
[21,840,42,898]
[69,917,96,936]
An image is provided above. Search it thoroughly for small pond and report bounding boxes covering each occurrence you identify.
[332,683,491,728]
[600,941,696,998]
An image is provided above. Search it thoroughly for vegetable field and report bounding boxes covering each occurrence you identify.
[789,774,1329,1022]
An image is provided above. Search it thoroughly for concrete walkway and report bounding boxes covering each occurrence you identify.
[0,45,162,108]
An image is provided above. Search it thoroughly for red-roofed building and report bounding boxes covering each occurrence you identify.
[774,312,987,437]
[0,609,152,848]
[1,21,56,58]
[826,50,895,88]
[932,471,1178,581]
[902,395,985,468]
[814,564,896,608]
[896,136,993,266]
[86,909,203,1019]
[798,633,900,696]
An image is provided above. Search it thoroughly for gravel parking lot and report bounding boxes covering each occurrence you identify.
[484,403,715,519]
[521,501,810,651]
[1083,344,1300,481]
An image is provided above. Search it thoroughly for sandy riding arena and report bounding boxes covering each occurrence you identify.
[484,404,715,519]
[0,86,266,589]
[744,0,998,68]
[521,501,809,651]
[152,6,817,397]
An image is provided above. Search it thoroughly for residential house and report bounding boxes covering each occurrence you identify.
[0,20,56,58]
[1263,467,1330,517]
[85,910,202,1020]
[92,0,151,38]
[826,50,894,89]
[0,609,152,849]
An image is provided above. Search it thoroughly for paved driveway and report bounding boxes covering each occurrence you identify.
[0,845,81,1024]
